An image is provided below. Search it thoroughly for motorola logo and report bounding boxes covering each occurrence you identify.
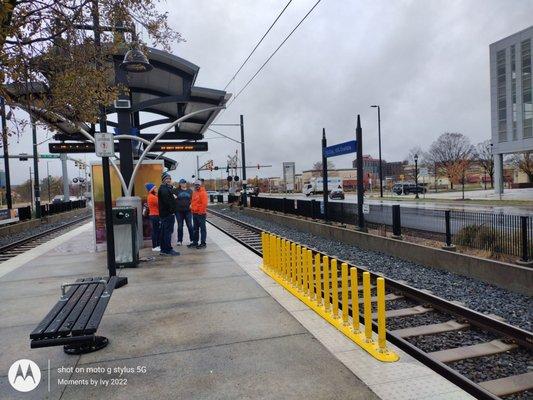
[8,359,41,392]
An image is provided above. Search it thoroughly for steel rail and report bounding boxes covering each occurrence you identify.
[207,208,531,400]
[0,214,91,255]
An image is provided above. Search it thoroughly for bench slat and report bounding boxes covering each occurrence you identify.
[30,278,87,339]
[84,276,118,334]
[71,279,109,335]
[57,279,101,335]
[42,280,95,337]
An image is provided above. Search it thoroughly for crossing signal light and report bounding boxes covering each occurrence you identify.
[214,166,219,170]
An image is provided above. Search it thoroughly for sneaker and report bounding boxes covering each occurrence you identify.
[187,243,197,248]
[152,246,161,252]
[196,243,206,249]
[176,242,182,246]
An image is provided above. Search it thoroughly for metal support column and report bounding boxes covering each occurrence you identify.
[60,153,69,201]
[240,114,247,207]
[356,115,365,231]
[31,115,41,218]
[321,128,329,222]
[1,97,12,209]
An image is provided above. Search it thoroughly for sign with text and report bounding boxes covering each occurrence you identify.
[50,141,208,154]
[323,140,357,158]
[95,133,115,157]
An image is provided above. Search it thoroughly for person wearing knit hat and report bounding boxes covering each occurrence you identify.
[145,182,161,251]
[157,172,179,256]
[173,178,193,246]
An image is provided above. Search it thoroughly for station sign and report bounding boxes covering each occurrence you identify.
[150,142,208,152]
[50,141,208,154]
[323,140,357,158]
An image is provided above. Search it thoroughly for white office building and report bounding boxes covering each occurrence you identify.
[490,26,532,193]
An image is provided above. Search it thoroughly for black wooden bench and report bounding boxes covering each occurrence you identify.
[30,276,118,355]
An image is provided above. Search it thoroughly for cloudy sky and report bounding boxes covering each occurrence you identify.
[5,0,533,184]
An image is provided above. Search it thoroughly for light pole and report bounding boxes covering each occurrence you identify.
[46,161,51,203]
[414,153,419,199]
[370,105,383,197]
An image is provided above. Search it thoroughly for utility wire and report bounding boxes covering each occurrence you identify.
[207,127,242,144]
[223,0,293,91]
[226,0,322,108]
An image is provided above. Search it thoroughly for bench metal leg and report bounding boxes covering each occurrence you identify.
[63,336,109,355]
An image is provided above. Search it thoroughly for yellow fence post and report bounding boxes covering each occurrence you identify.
[363,271,373,342]
[341,263,349,325]
[377,277,386,351]
[261,232,266,266]
[276,237,282,273]
[295,245,301,290]
[315,253,322,305]
[331,259,339,318]
[307,250,313,299]
[350,267,360,332]
[291,242,296,286]
[285,240,291,282]
[302,247,308,295]
[264,233,270,268]
[323,256,330,311]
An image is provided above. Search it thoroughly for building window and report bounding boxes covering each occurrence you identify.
[511,45,517,140]
[497,49,507,142]
[522,39,532,138]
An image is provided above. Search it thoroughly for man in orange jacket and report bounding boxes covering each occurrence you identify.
[188,179,208,249]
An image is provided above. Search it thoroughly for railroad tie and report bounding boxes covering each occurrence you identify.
[429,339,518,363]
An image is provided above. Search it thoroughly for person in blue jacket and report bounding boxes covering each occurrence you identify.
[173,178,194,246]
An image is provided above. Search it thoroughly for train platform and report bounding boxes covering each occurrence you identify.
[0,222,474,400]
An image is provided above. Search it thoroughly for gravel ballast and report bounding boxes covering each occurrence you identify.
[211,206,532,332]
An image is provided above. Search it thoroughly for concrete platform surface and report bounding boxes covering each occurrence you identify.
[0,222,378,400]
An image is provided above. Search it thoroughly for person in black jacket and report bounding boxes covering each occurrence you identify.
[173,178,193,246]
[158,172,179,256]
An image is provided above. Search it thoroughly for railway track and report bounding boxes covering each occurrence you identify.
[0,215,91,263]
[207,208,533,400]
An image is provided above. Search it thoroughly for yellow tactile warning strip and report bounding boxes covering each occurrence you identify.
[260,232,399,363]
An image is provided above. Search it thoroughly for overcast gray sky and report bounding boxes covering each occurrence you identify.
[5,0,533,184]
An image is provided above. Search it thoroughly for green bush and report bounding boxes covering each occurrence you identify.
[455,225,502,253]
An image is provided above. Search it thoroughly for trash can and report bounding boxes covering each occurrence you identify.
[112,206,139,268]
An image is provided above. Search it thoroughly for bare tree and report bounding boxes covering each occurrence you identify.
[312,160,335,177]
[475,140,494,189]
[428,132,474,190]
[509,152,533,183]
[0,0,184,134]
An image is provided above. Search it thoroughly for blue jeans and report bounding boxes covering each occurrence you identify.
[160,214,175,253]
[150,216,161,248]
[175,211,193,243]
[192,213,207,245]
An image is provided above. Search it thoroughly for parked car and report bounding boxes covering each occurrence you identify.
[246,187,260,196]
[392,183,427,195]
[329,188,345,200]
[51,195,64,204]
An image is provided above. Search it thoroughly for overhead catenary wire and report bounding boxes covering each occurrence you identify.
[226,0,322,109]
[223,0,293,91]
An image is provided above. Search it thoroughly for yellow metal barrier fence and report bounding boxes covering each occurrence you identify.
[260,232,399,362]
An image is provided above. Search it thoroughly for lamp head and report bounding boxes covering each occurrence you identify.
[120,48,153,73]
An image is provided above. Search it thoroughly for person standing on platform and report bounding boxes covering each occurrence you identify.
[158,172,180,256]
[145,183,161,252]
[174,179,194,246]
[188,179,208,249]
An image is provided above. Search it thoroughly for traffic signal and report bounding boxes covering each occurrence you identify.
[214,166,219,171]
[227,176,232,182]
[257,164,260,170]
